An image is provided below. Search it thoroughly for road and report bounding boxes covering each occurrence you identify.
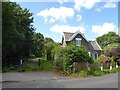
[2,72,118,88]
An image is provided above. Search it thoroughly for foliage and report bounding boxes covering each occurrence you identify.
[44,38,57,61]
[96,32,120,49]
[96,55,109,63]
[39,60,54,70]
[67,44,93,63]
[104,48,120,59]
[23,59,54,71]
[103,43,119,52]
[31,32,44,57]
[86,67,119,76]
[53,44,93,74]
[67,66,119,77]
[103,43,120,61]
[2,2,35,60]
[2,2,47,71]
[109,56,115,62]
[44,37,54,44]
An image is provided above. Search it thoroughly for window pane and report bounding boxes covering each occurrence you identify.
[76,40,81,46]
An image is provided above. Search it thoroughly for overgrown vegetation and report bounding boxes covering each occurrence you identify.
[2,2,44,71]
[96,32,120,49]
[53,44,93,74]
[2,2,120,78]
[67,66,120,77]
[23,59,54,72]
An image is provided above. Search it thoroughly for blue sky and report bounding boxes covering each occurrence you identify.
[11,0,118,42]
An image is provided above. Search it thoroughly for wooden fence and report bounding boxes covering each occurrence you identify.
[75,62,117,71]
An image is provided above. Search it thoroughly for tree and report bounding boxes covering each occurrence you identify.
[97,55,109,63]
[44,37,54,44]
[44,38,56,61]
[103,43,119,52]
[96,32,120,49]
[53,44,93,73]
[67,45,93,63]
[31,32,44,57]
[2,2,35,67]
[103,43,120,60]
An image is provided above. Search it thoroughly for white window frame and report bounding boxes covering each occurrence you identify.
[88,52,91,56]
[93,54,98,59]
[76,38,81,46]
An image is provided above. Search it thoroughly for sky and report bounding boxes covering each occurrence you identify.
[10,0,119,42]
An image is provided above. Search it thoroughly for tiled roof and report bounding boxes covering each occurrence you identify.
[89,41,102,51]
[63,32,74,41]
[62,31,102,52]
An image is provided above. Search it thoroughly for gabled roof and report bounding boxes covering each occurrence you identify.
[69,30,88,42]
[63,32,74,41]
[62,31,102,52]
[63,30,88,42]
[89,41,102,51]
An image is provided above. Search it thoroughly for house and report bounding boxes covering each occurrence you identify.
[61,30,102,59]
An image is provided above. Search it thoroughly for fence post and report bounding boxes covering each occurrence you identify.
[110,62,112,70]
[100,63,103,71]
[73,62,76,73]
[116,62,118,68]
[87,62,90,71]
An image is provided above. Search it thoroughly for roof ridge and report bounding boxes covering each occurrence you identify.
[63,32,74,34]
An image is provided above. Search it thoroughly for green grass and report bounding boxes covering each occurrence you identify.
[68,66,120,77]
[23,60,54,72]
[3,65,20,72]
[86,67,119,76]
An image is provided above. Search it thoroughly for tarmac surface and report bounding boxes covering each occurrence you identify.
[2,72,119,88]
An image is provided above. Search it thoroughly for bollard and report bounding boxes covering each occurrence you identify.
[38,59,41,66]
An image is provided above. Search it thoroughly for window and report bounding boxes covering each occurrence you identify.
[95,54,98,59]
[93,54,98,59]
[88,52,91,56]
[76,38,81,46]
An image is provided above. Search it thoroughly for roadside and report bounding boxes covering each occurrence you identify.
[2,71,119,82]
[2,72,118,88]
[2,71,69,82]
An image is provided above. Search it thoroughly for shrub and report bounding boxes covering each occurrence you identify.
[23,60,54,71]
[53,44,93,74]
[79,71,88,76]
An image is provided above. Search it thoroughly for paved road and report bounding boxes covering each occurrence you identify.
[2,72,118,88]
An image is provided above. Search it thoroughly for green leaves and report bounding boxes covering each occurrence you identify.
[67,45,92,63]
[31,32,44,57]
[96,32,120,49]
[53,44,93,73]
[103,43,119,52]
[2,2,35,59]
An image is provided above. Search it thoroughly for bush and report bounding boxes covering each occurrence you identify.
[102,69,111,74]
[39,60,54,70]
[93,70,104,76]
[23,59,54,71]
[79,71,88,76]
[53,44,93,74]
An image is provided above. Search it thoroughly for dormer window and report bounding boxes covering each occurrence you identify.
[76,38,81,46]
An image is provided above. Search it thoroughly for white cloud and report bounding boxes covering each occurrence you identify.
[103,2,116,8]
[74,0,100,11]
[50,25,86,33]
[96,1,117,12]
[74,0,117,11]
[76,14,82,21]
[37,7,74,23]
[92,22,117,36]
